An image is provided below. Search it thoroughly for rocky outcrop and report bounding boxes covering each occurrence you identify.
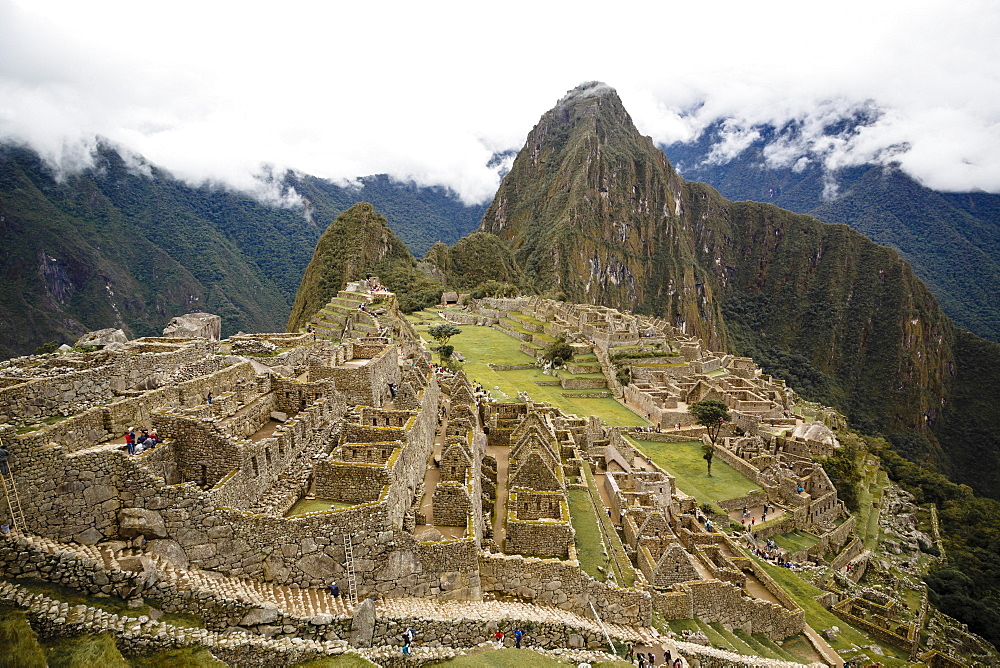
[75,328,128,348]
[162,312,222,341]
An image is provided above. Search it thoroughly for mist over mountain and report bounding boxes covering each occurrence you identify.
[665,117,1000,341]
[0,142,485,359]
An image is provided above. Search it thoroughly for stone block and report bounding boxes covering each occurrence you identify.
[119,508,168,539]
[146,539,189,569]
[240,607,280,626]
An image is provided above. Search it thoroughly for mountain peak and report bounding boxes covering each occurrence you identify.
[556,81,618,106]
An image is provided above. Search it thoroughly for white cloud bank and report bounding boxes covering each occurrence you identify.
[2,0,999,203]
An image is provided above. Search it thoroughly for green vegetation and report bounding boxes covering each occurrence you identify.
[817,434,864,512]
[666,120,1000,342]
[687,399,730,476]
[0,604,47,667]
[771,530,820,554]
[754,560,910,665]
[627,437,756,503]
[408,309,643,426]
[542,334,574,369]
[44,633,130,668]
[580,465,635,587]
[567,488,611,580]
[130,647,227,667]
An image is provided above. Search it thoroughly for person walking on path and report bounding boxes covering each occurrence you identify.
[514,628,523,648]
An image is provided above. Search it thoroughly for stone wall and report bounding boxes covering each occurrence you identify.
[432,481,472,527]
[315,459,392,503]
[479,552,651,627]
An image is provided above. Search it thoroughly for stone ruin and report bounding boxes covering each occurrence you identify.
[0,285,981,666]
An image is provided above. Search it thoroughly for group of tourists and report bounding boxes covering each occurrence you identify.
[490,628,526,649]
[628,645,682,667]
[124,427,159,455]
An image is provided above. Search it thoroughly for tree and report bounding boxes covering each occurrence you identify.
[688,399,731,476]
[427,323,461,347]
[542,334,574,369]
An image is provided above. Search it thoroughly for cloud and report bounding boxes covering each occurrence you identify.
[1,0,999,202]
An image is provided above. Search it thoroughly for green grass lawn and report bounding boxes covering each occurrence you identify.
[567,488,611,580]
[627,437,757,504]
[772,530,821,554]
[409,310,644,427]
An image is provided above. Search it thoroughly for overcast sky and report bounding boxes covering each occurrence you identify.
[2,0,998,204]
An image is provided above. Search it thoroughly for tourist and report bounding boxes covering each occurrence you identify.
[402,627,413,654]
[515,627,524,648]
[0,443,9,475]
[206,392,213,405]
[125,427,136,455]
[664,649,671,664]
[673,658,682,668]
[148,429,159,446]
[328,582,340,597]
[494,629,505,648]
[638,653,646,668]
[647,651,655,666]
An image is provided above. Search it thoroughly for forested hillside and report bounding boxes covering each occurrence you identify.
[666,121,1000,341]
[0,143,485,359]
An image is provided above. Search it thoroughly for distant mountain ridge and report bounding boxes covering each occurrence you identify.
[665,119,1000,341]
[0,142,486,359]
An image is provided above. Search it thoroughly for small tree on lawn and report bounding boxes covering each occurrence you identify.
[688,399,731,476]
[543,334,574,369]
[427,323,461,347]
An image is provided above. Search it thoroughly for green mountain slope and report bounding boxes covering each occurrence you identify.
[0,144,485,358]
[665,122,1000,341]
[478,82,1000,495]
[286,202,421,331]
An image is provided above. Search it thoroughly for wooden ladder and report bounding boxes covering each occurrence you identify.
[343,534,358,606]
[0,464,27,535]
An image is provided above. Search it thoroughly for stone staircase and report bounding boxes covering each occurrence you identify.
[0,579,343,665]
[10,532,354,619]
